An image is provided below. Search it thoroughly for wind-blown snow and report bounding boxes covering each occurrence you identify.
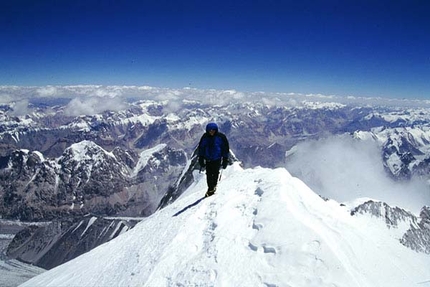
[286,136,430,214]
[20,163,430,287]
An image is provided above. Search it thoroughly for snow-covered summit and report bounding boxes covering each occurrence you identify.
[21,163,430,287]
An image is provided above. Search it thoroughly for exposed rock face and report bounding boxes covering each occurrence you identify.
[401,206,430,254]
[0,220,46,287]
[0,150,62,221]
[6,216,140,270]
[351,201,430,254]
[378,127,430,180]
[350,200,418,228]
[0,141,187,220]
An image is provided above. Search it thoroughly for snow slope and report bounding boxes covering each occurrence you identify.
[20,163,430,287]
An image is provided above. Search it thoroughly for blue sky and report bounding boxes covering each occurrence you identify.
[1,0,429,99]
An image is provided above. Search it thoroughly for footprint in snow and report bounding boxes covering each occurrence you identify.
[255,187,264,197]
[302,240,321,253]
[252,221,263,231]
[248,242,277,254]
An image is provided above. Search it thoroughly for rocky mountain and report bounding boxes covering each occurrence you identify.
[351,200,430,254]
[401,206,430,254]
[0,141,186,221]
[0,220,45,287]
[354,124,430,180]
[6,215,140,270]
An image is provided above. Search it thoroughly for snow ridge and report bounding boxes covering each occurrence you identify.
[20,164,430,287]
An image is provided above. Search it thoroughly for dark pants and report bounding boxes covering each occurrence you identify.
[206,159,221,191]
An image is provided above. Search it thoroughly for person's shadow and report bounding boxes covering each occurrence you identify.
[173,197,206,217]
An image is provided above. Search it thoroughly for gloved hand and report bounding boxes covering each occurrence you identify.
[222,157,229,169]
[199,157,206,168]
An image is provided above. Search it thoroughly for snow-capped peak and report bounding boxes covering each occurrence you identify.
[65,140,116,162]
[20,163,430,287]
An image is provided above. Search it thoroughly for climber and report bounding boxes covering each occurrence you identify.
[197,122,230,197]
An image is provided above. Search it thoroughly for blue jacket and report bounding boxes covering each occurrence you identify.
[198,123,229,161]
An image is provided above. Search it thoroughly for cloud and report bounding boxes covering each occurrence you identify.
[0,86,33,104]
[36,86,59,97]
[10,100,30,116]
[1,85,430,109]
[285,135,430,214]
[64,97,127,116]
[0,93,14,104]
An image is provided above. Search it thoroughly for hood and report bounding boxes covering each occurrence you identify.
[205,122,218,133]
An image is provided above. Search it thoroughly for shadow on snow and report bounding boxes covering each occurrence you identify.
[173,197,206,217]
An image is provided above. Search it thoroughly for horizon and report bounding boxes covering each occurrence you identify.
[2,85,430,114]
[1,0,429,100]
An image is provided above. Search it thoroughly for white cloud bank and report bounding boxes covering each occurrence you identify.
[285,135,430,214]
[9,100,30,116]
[1,85,430,111]
[64,97,127,117]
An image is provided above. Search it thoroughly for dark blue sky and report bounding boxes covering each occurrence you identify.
[1,0,429,99]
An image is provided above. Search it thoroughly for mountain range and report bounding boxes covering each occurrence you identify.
[1,90,430,221]
[0,86,430,285]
